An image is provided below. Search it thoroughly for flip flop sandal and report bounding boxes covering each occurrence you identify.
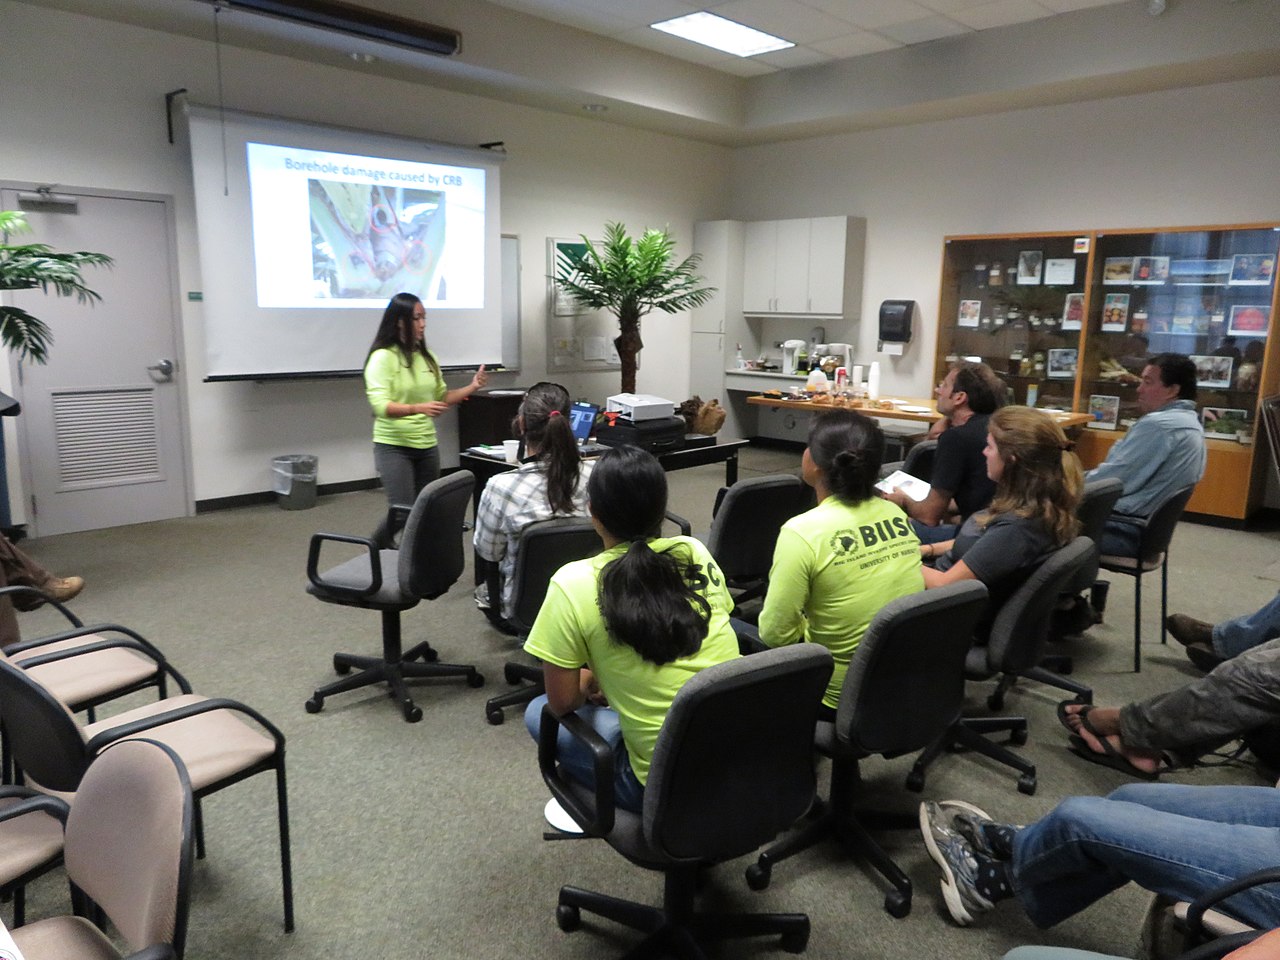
[1067,733,1161,781]
[1056,699,1094,737]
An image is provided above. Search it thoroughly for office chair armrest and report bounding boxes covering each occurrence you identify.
[306,532,382,599]
[1108,512,1149,531]
[1174,933,1263,960]
[537,704,615,837]
[1184,868,1280,938]
[0,585,83,629]
[0,790,70,826]
[86,697,286,755]
[121,947,177,960]
[664,510,692,536]
[6,621,162,657]
[14,635,192,694]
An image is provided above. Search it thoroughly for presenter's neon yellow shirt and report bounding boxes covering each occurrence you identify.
[759,496,923,709]
[523,536,740,785]
[364,348,447,449]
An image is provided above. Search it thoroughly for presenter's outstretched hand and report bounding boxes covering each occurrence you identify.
[471,364,489,391]
[421,401,450,418]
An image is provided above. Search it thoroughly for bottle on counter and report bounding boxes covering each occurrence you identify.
[735,343,746,369]
[867,361,881,401]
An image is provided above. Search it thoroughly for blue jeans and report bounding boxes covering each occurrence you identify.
[912,518,957,544]
[1100,518,1141,558]
[1012,783,1280,929]
[524,694,646,814]
[1214,591,1280,659]
[371,443,439,547]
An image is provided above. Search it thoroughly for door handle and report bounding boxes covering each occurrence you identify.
[146,358,176,381]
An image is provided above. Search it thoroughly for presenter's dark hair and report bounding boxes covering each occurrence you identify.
[1148,352,1197,401]
[366,292,441,379]
[951,361,1005,415]
[517,382,581,514]
[807,409,884,503]
[589,447,711,666]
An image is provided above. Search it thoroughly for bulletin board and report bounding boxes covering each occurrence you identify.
[546,237,622,374]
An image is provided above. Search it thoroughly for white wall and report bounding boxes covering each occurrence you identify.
[727,75,1280,398]
[0,1,730,504]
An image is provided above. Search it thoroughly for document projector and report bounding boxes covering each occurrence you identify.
[605,393,675,421]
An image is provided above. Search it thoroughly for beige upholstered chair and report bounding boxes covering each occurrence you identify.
[0,787,68,927]
[12,738,194,960]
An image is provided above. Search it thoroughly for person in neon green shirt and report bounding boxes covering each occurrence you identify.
[524,446,740,812]
[758,409,924,714]
[363,292,486,546]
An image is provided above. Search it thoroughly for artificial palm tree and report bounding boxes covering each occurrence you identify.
[555,222,715,394]
[0,210,112,364]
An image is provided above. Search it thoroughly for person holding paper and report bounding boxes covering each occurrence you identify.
[757,410,924,716]
[364,292,487,547]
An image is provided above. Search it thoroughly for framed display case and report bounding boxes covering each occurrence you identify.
[936,224,1280,521]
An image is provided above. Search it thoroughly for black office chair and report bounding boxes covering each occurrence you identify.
[705,474,810,610]
[910,537,1098,796]
[538,645,833,959]
[305,471,484,723]
[1065,477,1124,611]
[746,581,989,919]
[1097,484,1196,672]
[484,517,602,725]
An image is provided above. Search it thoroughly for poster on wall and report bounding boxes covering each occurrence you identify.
[1016,250,1044,285]
[958,300,981,327]
[1227,304,1271,337]
[1101,293,1130,332]
[1044,258,1076,285]
[1062,292,1084,330]
[1103,257,1135,284]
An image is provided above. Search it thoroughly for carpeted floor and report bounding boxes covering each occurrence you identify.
[12,445,1277,960]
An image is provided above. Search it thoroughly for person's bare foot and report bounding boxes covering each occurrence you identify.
[1073,725,1162,775]
[1060,703,1122,737]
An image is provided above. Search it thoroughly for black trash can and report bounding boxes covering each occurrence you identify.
[272,454,318,510]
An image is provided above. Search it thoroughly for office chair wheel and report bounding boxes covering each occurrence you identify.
[503,663,525,685]
[904,769,925,793]
[333,657,352,676]
[745,861,771,891]
[1010,727,1028,746]
[304,696,323,714]
[422,646,439,663]
[403,703,423,723]
[467,671,485,688]
[556,904,581,932]
[485,706,505,726]
[986,690,1005,711]
[1017,774,1037,796]
[780,927,809,953]
[884,889,911,918]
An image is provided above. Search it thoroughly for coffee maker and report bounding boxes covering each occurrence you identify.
[781,339,807,375]
[827,342,854,373]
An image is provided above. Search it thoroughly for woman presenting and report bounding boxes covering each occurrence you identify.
[364,291,486,547]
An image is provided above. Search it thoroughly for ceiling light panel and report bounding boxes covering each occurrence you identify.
[651,12,794,57]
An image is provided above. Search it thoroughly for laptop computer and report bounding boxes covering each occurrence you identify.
[568,401,609,455]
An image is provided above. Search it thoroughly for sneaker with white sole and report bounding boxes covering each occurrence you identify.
[919,800,994,926]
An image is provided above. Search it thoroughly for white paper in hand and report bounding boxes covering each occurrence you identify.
[875,470,931,503]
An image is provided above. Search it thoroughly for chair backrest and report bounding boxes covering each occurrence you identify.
[902,438,938,483]
[985,537,1097,674]
[398,470,475,600]
[642,645,832,863]
[0,659,92,792]
[1136,484,1196,565]
[705,474,808,582]
[65,738,194,956]
[836,581,989,757]
[509,517,602,633]
[1077,477,1124,546]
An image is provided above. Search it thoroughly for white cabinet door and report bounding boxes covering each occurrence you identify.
[689,332,724,400]
[806,217,847,315]
[742,221,777,312]
[773,218,811,313]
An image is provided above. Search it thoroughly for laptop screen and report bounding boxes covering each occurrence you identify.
[568,401,599,442]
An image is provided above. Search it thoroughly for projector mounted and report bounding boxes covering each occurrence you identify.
[198,0,461,57]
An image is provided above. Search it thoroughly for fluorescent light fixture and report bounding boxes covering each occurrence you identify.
[651,12,793,58]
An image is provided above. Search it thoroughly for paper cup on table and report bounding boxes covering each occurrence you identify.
[502,439,520,463]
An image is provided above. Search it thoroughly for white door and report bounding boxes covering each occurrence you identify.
[2,189,189,535]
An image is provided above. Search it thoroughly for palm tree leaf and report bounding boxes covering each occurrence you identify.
[0,306,52,364]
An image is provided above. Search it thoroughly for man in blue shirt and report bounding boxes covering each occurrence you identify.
[1086,353,1205,557]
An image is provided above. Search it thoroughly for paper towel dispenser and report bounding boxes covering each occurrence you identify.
[879,300,915,344]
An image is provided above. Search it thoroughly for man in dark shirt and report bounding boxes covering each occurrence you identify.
[884,361,1004,543]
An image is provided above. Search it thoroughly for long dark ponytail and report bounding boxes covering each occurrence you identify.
[366,292,441,379]
[516,382,581,513]
[807,409,884,503]
[589,447,711,665]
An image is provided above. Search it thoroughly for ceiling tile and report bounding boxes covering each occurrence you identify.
[710,0,865,43]
[808,30,902,57]
[950,0,1054,30]
[1038,0,1129,11]
[753,45,833,68]
[614,24,753,67]
[799,0,938,31]
[876,14,971,43]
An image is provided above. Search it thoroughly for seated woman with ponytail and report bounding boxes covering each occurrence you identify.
[523,446,740,813]
[473,382,593,627]
[921,405,1082,615]
[758,409,925,718]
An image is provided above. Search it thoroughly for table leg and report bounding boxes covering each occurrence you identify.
[725,451,739,486]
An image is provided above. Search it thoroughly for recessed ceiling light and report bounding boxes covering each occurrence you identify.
[582,103,608,113]
[348,52,377,63]
[651,12,793,58]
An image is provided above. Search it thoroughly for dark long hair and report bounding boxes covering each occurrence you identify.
[517,382,581,513]
[589,447,711,665]
[365,292,441,379]
[807,409,884,503]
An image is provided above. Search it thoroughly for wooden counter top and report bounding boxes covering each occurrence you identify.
[745,394,1093,430]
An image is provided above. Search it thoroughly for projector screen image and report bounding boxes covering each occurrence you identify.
[246,142,484,309]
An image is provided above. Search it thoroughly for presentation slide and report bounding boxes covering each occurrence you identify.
[247,143,485,309]
[185,104,504,380]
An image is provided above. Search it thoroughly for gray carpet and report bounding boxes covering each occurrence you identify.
[12,446,1276,960]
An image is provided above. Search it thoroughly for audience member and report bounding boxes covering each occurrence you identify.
[0,533,82,648]
[883,361,1005,543]
[522,447,739,813]
[1058,638,1280,777]
[1166,594,1280,670]
[473,382,593,628]
[920,784,1280,930]
[364,292,487,547]
[1084,353,1205,557]
[921,406,1082,618]
[757,409,922,717]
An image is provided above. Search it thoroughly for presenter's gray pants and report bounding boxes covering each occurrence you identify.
[371,442,440,547]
